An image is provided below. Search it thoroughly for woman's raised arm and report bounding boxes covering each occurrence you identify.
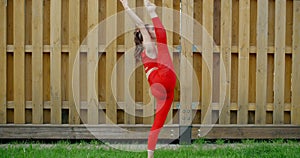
[120,0,157,59]
[144,0,167,44]
[120,0,144,27]
[144,0,158,18]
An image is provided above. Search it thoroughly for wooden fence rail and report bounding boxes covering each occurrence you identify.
[0,0,300,141]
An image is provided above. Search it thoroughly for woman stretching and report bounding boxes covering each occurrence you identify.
[120,0,176,157]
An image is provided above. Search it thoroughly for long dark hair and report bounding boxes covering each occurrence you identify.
[134,24,152,62]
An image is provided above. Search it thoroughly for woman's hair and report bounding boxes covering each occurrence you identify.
[134,24,153,62]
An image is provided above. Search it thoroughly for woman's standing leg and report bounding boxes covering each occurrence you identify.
[148,93,174,151]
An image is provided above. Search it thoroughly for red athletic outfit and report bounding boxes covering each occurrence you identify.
[141,17,176,151]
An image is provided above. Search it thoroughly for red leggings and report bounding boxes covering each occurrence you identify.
[146,17,176,151]
[147,85,175,151]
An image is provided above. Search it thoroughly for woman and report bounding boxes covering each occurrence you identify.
[120,0,176,157]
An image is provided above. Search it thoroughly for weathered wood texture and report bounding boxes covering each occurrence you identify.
[255,0,268,125]
[0,0,300,139]
[0,125,179,140]
[0,0,7,124]
[192,125,300,139]
[0,125,299,140]
[292,1,300,125]
[50,0,62,124]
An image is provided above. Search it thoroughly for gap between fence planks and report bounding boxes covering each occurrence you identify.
[255,0,268,124]
[32,0,43,124]
[274,0,286,124]
[292,1,300,125]
[69,0,80,124]
[0,0,7,124]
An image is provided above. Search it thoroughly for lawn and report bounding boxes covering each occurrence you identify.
[0,139,299,158]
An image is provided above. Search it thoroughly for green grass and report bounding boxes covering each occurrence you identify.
[1,140,300,158]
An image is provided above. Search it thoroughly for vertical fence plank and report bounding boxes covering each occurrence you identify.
[202,0,213,124]
[0,0,6,124]
[143,0,154,124]
[50,0,62,124]
[274,0,286,124]
[237,0,250,124]
[180,0,193,144]
[162,0,173,124]
[292,1,300,125]
[255,0,268,124]
[14,0,25,124]
[124,0,136,124]
[69,0,80,124]
[32,0,43,124]
[180,0,193,125]
[219,0,232,124]
[87,0,99,124]
[106,0,117,124]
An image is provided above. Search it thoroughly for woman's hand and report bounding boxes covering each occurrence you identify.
[120,0,129,9]
[144,0,156,13]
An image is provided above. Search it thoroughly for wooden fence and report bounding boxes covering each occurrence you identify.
[0,0,300,142]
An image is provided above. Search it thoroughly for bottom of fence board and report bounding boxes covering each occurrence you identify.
[192,125,300,139]
[0,124,179,140]
[0,124,299,140]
